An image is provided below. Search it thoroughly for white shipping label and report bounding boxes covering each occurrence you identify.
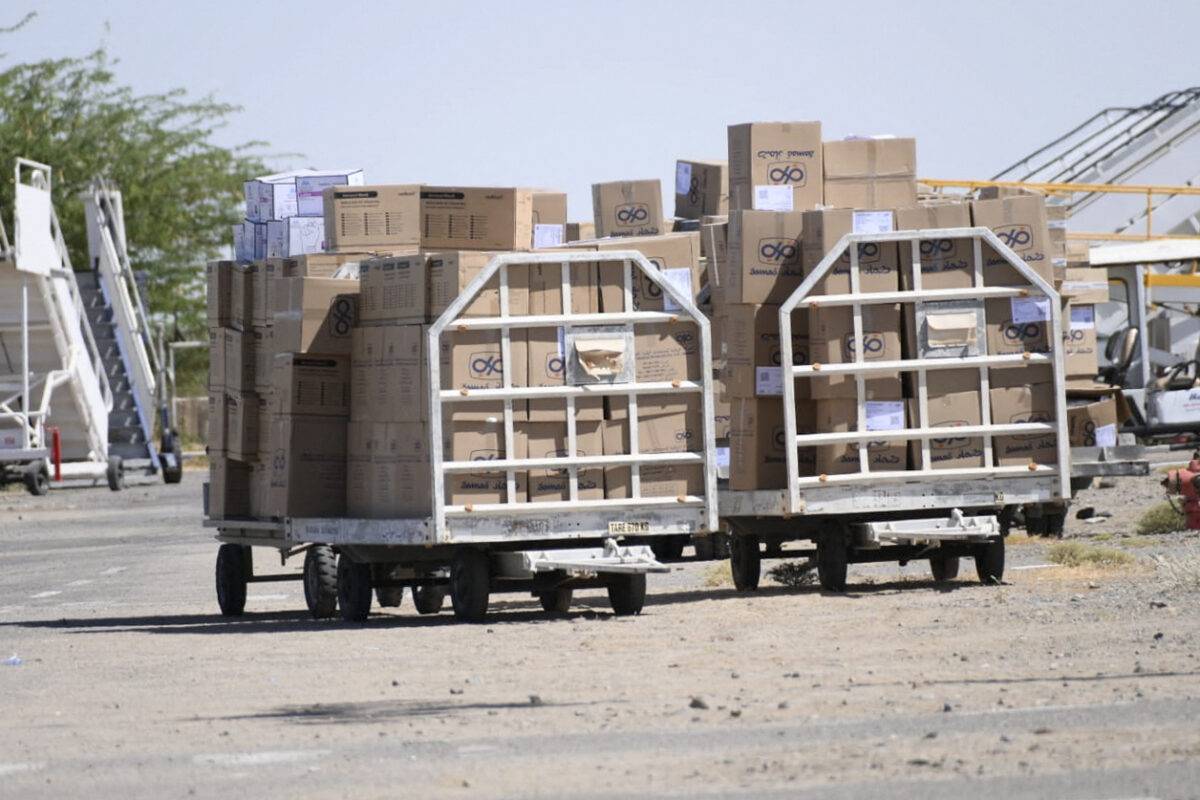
[1070,305,1095,330]
[660,267,694,312]
[675,161,693,196]
[755,367,783,396]
[533,223,565,249]
[753,184,793,212]
[1011,296,1051,325]
[1094,423,1117,447]
[556,327,565,358]
[852,210,894,234]
[865,400,905,432]
[715,446,731,470]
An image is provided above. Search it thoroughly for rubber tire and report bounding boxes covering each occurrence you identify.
[817,533,849,593]
[729,534,761,591]
[161,435,184,485]
[975,536,1005,585]
[450,549,490,623]
[215,544,250,617]
[537,586,573,614]
[106,456,124,492]
[929,553,961,582]
[302,545,338,619]
[607,573,647,616]
[375,585,405,608]
[413,585,446,615]
[693,535,715,561]
[651,536,686,561]
[24,463,49,496]
[337,557,373,622]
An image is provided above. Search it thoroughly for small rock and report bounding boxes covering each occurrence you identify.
[528,695,544,707]
[777,701,789,710]
[450,688,464,695]
[730,671,740,679]
[462,779,471,788]
[1087,582,1099,589]
[999,734,1011,743]
[942,702,953,713]
[908,758,931,766]
[391,680,399,687]
[924,731,938,739]
[1075,507,1096,519]
[1033,727,1051,735]
[729,708,742,718]
[1153,632,1164,641]
[689,696,709,710]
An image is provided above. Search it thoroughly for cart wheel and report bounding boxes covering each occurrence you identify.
[607,573,646,616]
[729,533,761,591]
[375,586,404,608]
[161,435,184,485]
[413,585,446,615]
[106,456,124,491]
[817,533,849,592]
[974,536,1005,585]
[537,586,573,614]
[337,557,373,622]
[692,535,715,561]
[929,552,960,582]
[23,462,49,496]
[450,549,490,623]
[651,536,686,561]
[303,545,338,619]
[215,544,250,617]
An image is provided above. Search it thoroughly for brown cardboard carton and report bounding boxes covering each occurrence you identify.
[323,184,420,251]
[808,304,903,399]
[345,420,372,516]
[725,210,805,305]
[591,180,665,238]
[566,222,594,242]
[1059,268,1108,304]
[208,327,226,390]
[272,279,359,356]
[602,400,703,498]
[374,324,428,422]
[360,254,428,324]
[207,261,234,327]
[226,390,260,462]
[1067,398,1119,447]
[224,328,254,393]
[230,262,258,331]
[523,420,605,501]
[728,397,816,490]
[256,389,274,462]
[721,304,810,399]
[812,398,908,475]
[531,190,568,249]
[907,371,984,470]
[208,389,228,452]
[674,159,728,219]
[248,460,271,519]
[970,195,1054,286]
[713,379,731,440]
[634,321,700,384]
[573,231,701,313]
[700,217,729,292]
[802,208,900,295]
[429,251,530,320]
[370,422,433,517]
[208,454,251,519]
[1064,303,1098,377]
[266,415,347,518]
[989,382,1058,466]
[526,329,604,422]
[443,419,526,506]
[420,187,534,251]
[985,297,1051,357]
[895,202,974,290]
[528,258,599,317]
[728,122,823,212]
[822,138,917,208]
[272,353,350,417]
[350,325,380,422]
[439,330,528,422]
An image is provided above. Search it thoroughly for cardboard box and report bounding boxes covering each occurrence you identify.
[350,325,381,422]
[566,222,594,242]
[208,454,251,519]
[360,254,429,324]
[1059,268,1109,304]
[208,327,226,390]
[230,263,256,331]
[990,382,1058,465]
[208,390,228,452]
[1064,303,1098,377]
[323,184,420,251]
[721,304,810,399]
[602,401,703,498]
[1067,397,1119,447]
[369,422,434,517]
[531,191,568,249]
[632,321,700,385]
[266,217,326,257]
[439,330,528,422]
[207,261,234,327]
[812,398,908,475]
[808,304,903,399]
[728,122,823,212]
[523,420,605,501]
[713,380,731,440]
[728,397,816,490]
[528,257,599,317]
[985,296,1051,357]
[258,256,359,326]
[674,159,728,219]
[266,415,348,518]
[526,328,604,422]
[345,420,372,517]
[592,180,665,238]
[256,389,274,462]
[802,208,900,295]
[272,353,350,417]
[223,328,253,392]
[248,460,271,520]
[244,172,301,223]
[907,370,983,470]
[226,390,260,462]
[822,138,917,208]
[443,419,526,506]
[420,186,534,251]
[251,325,273,392]
[970,195,1054,286]
[273,278,359,355]
[895,202,974,290]
[429,251,530,320]
[725,210,805,305]
[295,169,364,217]
[373,324,428,422]
[572,231,701,313]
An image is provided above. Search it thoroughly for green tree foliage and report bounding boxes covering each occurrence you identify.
[0,12,268,338]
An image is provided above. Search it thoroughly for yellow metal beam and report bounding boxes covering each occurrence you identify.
[921,178,1200,197]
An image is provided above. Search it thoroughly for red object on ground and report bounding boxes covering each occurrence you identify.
[1162,452,1200,530]
[48,426,61,481]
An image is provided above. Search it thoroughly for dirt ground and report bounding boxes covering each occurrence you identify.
[1,467,1198,799]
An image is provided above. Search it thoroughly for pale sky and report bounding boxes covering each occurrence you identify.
[6,1,1199,221]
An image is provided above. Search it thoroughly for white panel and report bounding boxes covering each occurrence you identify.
[14,183,57,276]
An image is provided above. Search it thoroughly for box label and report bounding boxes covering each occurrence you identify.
[752,185,793,212]
[533,223,565,249]
[865,400,905,431]
[755,366,783,396]
[852,211,894,234]
[715,446,730,470]
[675,162,693,196]
[1011,296,1051,325]
[1070,305,1095,330]
[660,267,694,312]
[1094,422,1116,447]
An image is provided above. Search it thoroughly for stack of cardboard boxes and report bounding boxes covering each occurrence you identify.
[237,169,365,260]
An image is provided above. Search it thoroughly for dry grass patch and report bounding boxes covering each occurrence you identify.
[1047,541,1135,569]
[1006,532,1036,546]
[1156,544,1200,592]
[701,562,733,588]
[1136,502,1186,536]
[767,561,816,588]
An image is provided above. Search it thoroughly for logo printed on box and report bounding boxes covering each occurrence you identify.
[1002,319,1047,345]
[330,296,355,337]
[1010,411,1052,441]
[767,162,807,186]
[931,423,972,452]
[921,239,954,256]
[468,353,504,379]
[995,224,1033,251]
[757,238,800,266]
[842,332,887,359]
[614,203,649,226]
